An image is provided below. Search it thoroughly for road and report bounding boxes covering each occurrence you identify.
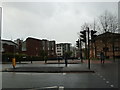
[2,72,114,89]
[1,60,119,89]
[91,63,118,88]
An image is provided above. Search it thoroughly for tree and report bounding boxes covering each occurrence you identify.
[99,10,118,33]
[63,51,72,59]
[39,50,48,61]
[98,11,118,59]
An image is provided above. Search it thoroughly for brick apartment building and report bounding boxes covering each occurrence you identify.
[25,37,56,58]
[1,37,56,61]
[90,32,120,59]
[2,40,18,54]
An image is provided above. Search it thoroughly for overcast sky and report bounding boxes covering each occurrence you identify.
[1,2,118,46]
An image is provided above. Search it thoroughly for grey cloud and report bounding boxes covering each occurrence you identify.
[2,2,118,45]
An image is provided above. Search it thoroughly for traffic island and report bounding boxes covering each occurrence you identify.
[2,67,95,73]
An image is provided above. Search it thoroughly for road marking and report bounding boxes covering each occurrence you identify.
[106,81,109,83]
[103,78,106,80]
[16,73,31,75]
[63,73,66,75]
[97,73,100,76]
[44,86,58,89]
[59,86,64,90]
[95,72,115,88]
[110,85,114,87]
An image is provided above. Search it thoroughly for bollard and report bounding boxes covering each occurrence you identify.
[12,58,16,69]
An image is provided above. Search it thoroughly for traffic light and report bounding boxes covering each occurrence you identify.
[91,30,97,42]
[80,30,86,42]
[76,39,79,48]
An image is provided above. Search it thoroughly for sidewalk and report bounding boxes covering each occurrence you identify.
[2,60,95,73]
[2,59,114,73]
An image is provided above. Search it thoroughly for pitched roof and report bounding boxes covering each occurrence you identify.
[95,32,120,40]
[2,39,18,46]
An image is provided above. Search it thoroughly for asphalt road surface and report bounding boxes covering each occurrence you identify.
[1,60,119,89]
[2,72,116,89]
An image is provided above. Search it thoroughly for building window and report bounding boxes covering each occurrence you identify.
[52,47,54,50]
[57,53,61,56]
[43,47,45,50]
[57,50,61,52]
[103,47,109,52]
[114,47,120,51]
[57,47,61,49]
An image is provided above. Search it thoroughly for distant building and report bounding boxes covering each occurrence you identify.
[1,39,18,54]
[48,41,56,58]
[70,46,77,58]
[21,41,26,52]
[90,32,120,59]
[26,37,42,56]
[56,43,71,57]
[56,44,63,57]
[14,39,23,53]
[25,37,56,58]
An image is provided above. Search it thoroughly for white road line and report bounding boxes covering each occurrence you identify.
[95,72,115,88]
[106,81,110,84]
[103,78,106,80]
[59,86,64,90]
[16,73,31,75]
[97,73,100,76]
[45,86,58,88]
[110,85,114,87]
[63,73,66,75]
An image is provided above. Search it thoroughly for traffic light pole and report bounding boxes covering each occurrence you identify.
[80,39,83,62]
[91,30,97,59]
[87,27,90,69]
[80,30,87,60]
[85,38,87,60]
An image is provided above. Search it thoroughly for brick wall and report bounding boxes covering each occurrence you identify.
[90,32,120,59]
[26,37,56,58]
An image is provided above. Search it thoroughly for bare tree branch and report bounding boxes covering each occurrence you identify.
[98,10,118,33]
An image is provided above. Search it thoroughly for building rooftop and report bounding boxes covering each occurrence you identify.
[56,43,71,45]
[2,39,18,46]
[95,32,120,40]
